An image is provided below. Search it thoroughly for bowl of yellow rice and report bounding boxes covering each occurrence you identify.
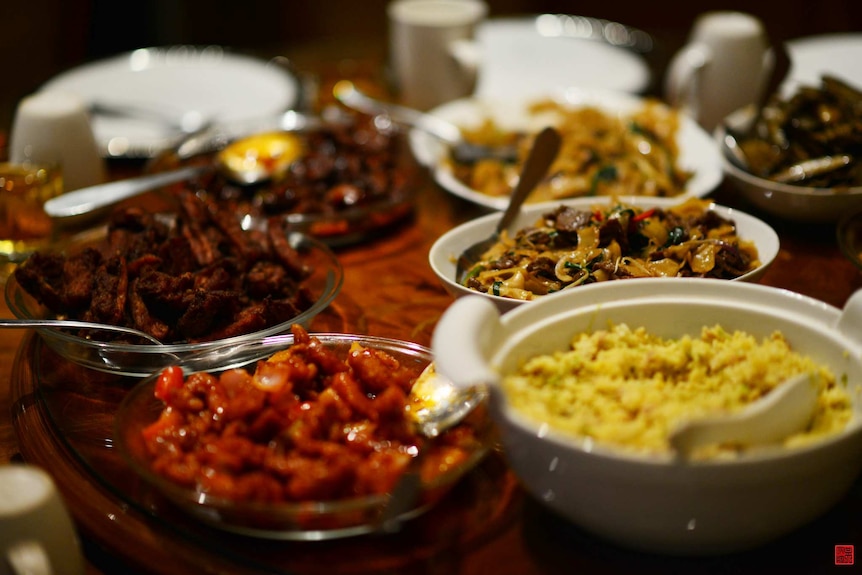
[432,278,862,555]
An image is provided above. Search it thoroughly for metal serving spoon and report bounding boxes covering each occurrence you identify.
[377,362,487,532]
[0,318,163,345]
[332,80,519,164]
[668,372,819,460]
[722,40,792,171]
[44,119,309,220]
[89,101,212,135]
[454,126,562,284]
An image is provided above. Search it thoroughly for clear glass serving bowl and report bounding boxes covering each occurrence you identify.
[113,333,491,540]
[148,109,418,247]
[5,229,343,377]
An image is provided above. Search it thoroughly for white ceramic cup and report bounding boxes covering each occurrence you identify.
[387,0,488,110]
[8,91,105,192]
[0,464,85,575]
[664,11,770,132]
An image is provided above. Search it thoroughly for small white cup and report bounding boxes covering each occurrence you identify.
[9,92,106,192]
[0,464,85,575]
[387,0,488,110]
[664,11,770,132]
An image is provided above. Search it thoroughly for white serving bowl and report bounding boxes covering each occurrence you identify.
[428,197,780,313]
[410,88,723,210]
[431,278,862,555]
[717,107,862,223]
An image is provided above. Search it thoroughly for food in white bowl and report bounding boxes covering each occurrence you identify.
[409,88,723,210]
[428,196,779,313]
[431,278,862,554]
[717,75,862,223]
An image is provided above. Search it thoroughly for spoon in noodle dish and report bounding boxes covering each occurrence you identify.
[455,126,562,284]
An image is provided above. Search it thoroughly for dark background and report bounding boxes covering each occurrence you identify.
[1,0,860,134]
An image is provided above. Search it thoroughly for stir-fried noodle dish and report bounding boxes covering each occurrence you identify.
[461,198,761,300]
[449,99,693,201]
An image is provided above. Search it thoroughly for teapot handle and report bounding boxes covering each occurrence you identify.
[836,289,862,352]
[432,295,502,391]
[448,39,481,94]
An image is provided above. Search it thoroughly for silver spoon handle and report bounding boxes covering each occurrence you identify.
[333,80,464,144]
[495,126,562,234]
[44,165,208,219]
[0,319,162,344]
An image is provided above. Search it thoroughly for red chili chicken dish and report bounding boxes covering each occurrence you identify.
[139,325,484,504]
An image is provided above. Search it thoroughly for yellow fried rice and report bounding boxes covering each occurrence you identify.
[502,323,853,456]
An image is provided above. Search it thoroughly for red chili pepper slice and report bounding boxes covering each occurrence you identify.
[632,208,656,222]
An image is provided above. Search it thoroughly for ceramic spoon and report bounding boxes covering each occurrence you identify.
[668,372,819,460]
[44,129,306,220]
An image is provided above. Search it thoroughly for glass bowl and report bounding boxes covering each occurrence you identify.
[147,109,418,247]
[6,224,343,377]
[114,331,491,540]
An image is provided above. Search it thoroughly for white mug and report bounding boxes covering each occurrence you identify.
[9,91,105,192]
[0,464,85,575]
[664,11,770,132]
[387,0,488,110]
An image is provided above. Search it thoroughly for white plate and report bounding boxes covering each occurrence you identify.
[410,89,724,211]
[429,196,780,314]
[783,33,862,94]
[475,15,651,98]
[39,46,300,158]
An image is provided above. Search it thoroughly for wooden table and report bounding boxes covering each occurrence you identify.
[4,35,862,575]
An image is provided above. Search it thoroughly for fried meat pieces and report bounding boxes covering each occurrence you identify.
[15,192,316,344]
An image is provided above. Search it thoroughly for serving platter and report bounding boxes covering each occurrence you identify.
[39,46,300,158]
[9,317,519,573]
[409,89,724,211]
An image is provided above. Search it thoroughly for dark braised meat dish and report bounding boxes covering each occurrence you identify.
[180,114,414,237]
[737,75,862,187]
[14,192,318,344]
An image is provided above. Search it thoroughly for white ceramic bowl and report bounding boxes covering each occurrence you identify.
[717,107,862,223]
[429,197,780,313]
[432,278,862,555]
[410,89,723,210]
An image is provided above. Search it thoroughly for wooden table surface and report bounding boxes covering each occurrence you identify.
[4,32,862,575]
